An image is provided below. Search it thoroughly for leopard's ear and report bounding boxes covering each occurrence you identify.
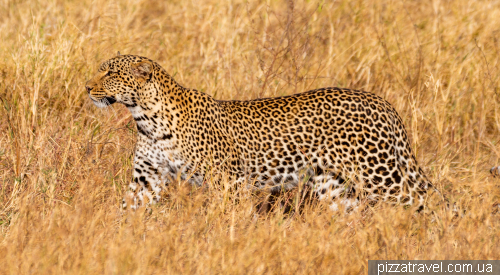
[131,60,153,82]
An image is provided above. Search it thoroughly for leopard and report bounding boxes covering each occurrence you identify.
[85,53,435,212]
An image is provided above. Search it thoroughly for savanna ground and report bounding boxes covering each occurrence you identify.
[0,0,499,273]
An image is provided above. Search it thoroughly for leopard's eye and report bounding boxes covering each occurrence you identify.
[105,70,114,76]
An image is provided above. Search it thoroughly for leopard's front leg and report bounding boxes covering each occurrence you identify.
[122,148,163,210]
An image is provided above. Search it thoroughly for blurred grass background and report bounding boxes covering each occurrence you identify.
[0,0,499,273]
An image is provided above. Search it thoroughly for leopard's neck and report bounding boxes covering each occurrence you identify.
[127,72,182,142]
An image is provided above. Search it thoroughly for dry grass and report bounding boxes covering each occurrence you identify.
[1,0,500,273]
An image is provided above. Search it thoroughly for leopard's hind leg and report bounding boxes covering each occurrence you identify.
[312,171,361,212]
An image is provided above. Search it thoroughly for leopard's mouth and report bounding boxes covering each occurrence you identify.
[90,96,117,108]
[104,96,117,104]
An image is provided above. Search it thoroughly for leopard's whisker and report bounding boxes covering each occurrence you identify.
[106,98,119,118]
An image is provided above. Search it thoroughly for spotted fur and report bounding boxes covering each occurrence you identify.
[86,54,434,212]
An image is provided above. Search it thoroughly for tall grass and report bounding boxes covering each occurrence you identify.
[0,0,499,273]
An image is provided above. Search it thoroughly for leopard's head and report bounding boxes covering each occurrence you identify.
[85,54,154,108]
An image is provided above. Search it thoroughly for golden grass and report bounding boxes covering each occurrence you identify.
[1,0,499,273]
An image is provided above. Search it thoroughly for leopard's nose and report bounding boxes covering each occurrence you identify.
[85,85,92,93]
